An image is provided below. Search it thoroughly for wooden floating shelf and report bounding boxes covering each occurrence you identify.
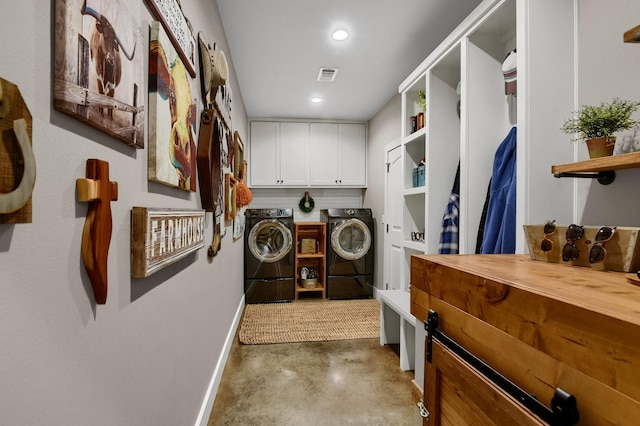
[624,25,640,43]
[551,151,640,174]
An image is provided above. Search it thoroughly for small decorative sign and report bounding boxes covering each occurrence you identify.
[144,0,197,77]
[131,207,205,277]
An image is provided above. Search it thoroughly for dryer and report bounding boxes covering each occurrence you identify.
[244,208,295,303]
[321,208,374,299]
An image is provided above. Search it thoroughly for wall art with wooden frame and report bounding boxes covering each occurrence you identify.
[143,0,197,78]
[224,173,237,221]
[131,207,205,278]
[233,131,244,180]
[53,0,145,148]
[148,21,197,191]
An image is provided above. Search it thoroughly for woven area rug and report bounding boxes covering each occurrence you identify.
[238,299,380,345]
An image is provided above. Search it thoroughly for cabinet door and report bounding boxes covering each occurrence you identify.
[423,341,545,426]
[309,123,339,186]
[338,123,366,186]
[280,122,309,186]
[250,121,279,186]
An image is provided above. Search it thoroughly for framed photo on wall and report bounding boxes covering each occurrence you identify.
[53,0,145,148]
[233,131,244,180]
[148,21,197,191]
[224,173,237,221]
[143,0,197,77]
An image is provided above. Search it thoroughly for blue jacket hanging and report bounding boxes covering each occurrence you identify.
[481,127,517,254]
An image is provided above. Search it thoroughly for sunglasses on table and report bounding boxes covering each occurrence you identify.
[540,220,556,252]
[589,226,616,264]
[562,224,584,262]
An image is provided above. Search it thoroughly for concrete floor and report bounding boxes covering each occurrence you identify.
[208,337,420,425]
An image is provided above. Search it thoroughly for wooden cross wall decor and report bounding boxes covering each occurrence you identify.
[76,159,118,304]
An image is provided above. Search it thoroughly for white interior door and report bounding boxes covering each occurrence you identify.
[384,142,403,290]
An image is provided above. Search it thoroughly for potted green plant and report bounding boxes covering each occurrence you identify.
[561,98,640,158]
[414,90,426,130]
[415,90,426,112]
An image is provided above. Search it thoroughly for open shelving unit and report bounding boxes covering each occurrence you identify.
[294,222,326,300]
[383,0,579,389]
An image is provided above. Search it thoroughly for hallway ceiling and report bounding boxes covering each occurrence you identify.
[216,0,483,122]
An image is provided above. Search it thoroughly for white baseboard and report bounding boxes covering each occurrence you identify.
[194,295,245,426]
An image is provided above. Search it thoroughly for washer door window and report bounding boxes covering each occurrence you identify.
[248,219,293,263]
[331,218,371,261]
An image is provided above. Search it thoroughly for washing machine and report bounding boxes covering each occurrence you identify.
[244,208,295,303]
[321,208,374,299]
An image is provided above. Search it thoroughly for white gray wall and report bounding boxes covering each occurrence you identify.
[0,2,246,425]
[576,0,640,225]
[364,93,401,290]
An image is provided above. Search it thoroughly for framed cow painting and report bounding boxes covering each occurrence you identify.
[148,21,197,192]
[53,0,145,148]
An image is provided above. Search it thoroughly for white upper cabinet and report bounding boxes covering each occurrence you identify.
[250,121,279,186]
[309,123,367,186]
[338,124,367,186]
[279,122,309,186]
[249,121,309,186]
[308,123,339,186]
[250,121,367,188]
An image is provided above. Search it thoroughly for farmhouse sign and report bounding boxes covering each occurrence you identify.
[144,0,197,77]
[131,207,205,277]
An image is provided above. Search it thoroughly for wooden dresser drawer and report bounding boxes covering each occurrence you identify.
[411,254,640,425]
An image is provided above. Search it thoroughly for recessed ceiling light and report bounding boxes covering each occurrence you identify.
[332,29,349,41]
[311,97,322,103]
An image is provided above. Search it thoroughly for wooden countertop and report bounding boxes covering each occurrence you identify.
[411,254,640,326]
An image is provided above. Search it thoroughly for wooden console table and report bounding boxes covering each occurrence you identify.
[411,254,640,425]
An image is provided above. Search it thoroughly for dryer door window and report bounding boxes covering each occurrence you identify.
[331,218,371,261]
[248,219,293,263]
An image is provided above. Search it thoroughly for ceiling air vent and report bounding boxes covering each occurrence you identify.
[317,67,338,82]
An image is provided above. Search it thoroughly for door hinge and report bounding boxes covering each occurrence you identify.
[386,162,390,172]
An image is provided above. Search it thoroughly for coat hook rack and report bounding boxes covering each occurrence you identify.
[76,159,118,304]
